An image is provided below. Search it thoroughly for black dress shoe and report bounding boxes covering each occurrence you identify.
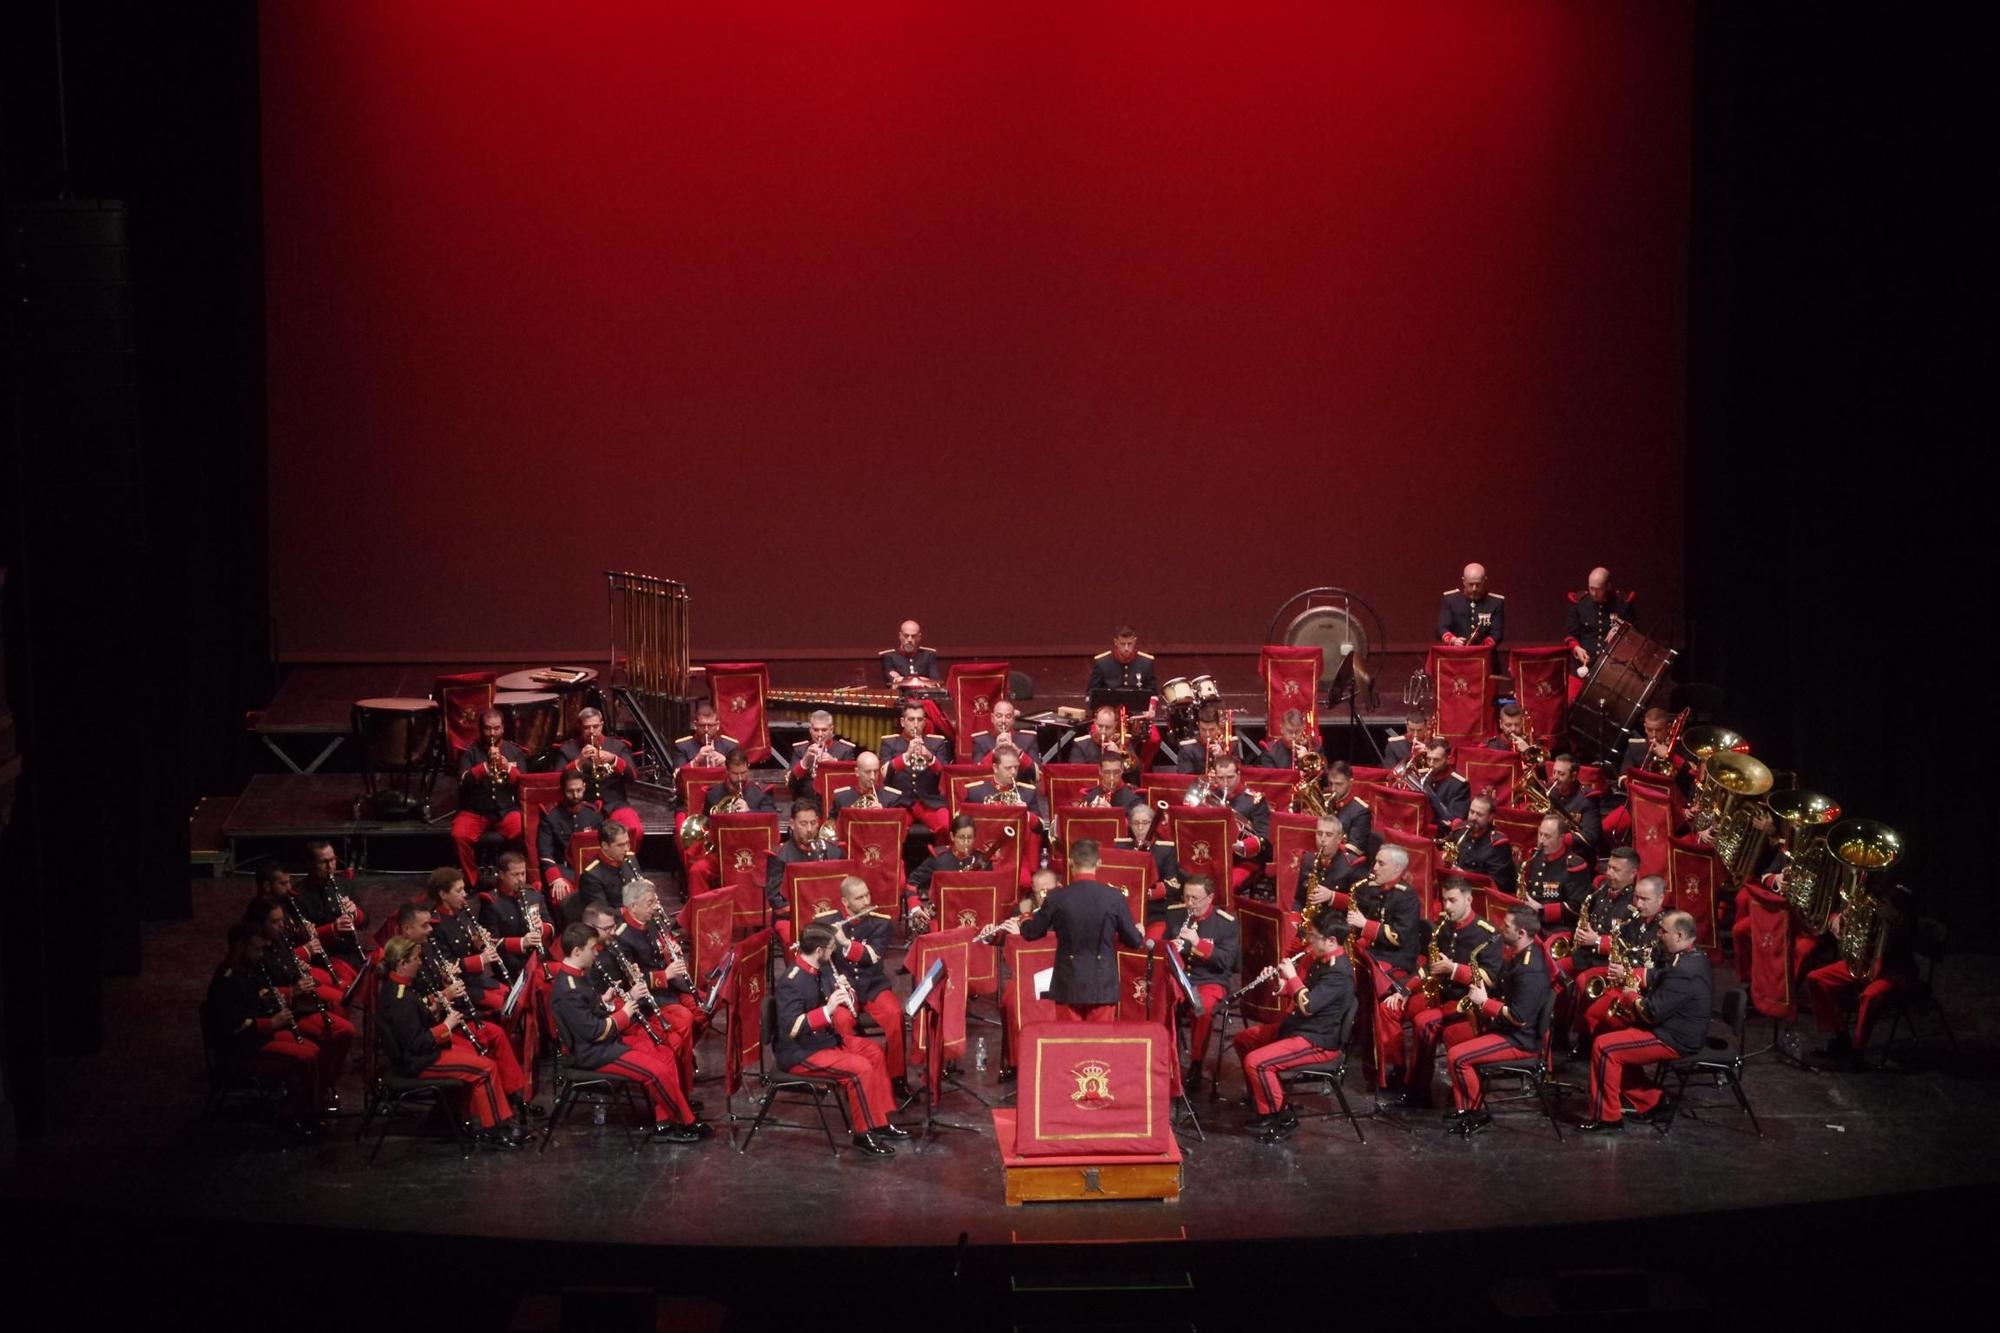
[892,1077,913,1101]
[653,1121,701,1143]
[1441,1107,1470,1124]
[1258,1110,1301,1142]
[850,1133,896,1157]
[479,1129,525,1151]
[997,1067,1018,1084]
[1449,1111,1492,1137]
[1578,1118,1625,1134]
[686,1120,716,1139]
[1243,1112,1277,1132]
[874,1122,911,1139]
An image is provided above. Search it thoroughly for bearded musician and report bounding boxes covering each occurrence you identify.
[1437,794,1515,895]
[451,710,525,885]
[558,707,643,850]
[681,751,776,900]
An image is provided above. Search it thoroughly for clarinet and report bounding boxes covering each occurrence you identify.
[255,959,307,1042]
[467,912,512,986]
[283,895,337,974]
[422,951,491,1056]
[593,956,667,1046]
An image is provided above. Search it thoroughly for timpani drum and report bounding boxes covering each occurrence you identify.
[493,691,560,759]
[351,697,442,819]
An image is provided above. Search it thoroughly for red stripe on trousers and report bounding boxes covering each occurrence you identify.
[1239,1033,1338,1114]
[1588,1030,1678,1121]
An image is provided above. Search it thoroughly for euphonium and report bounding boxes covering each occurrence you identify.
[1292,747,1330,816]
[1690,749,1775,879]
[1768,789,1843,930]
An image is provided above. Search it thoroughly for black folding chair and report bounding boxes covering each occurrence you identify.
[1277,1007,1367,1144]
[1651,985,1761,1137]
[1879,917,1960,1064]
[196,1000,290,1123]
[1467,986,1564,1140]
[738,994,859,1157]
[537,1047,650,1154]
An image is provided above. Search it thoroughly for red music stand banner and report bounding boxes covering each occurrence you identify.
[908,927,974,1063]
[811,761,859,814]
[1143,773,1199,808]
[941,764,989,818]
[1268,811,1320,907]
[1383,828,1439,918]
[1234,899,1288,1026]
[679,889,736,985]
[1041,763,1098,813]
[964,809,1024,888]
[1460,748,1521,809]
[1260,645,1323,731]
[932,871,1005,994]
[1244,770,1298,812]
[1056,808,1127,881]
[705,661,772,763]
[1171,810,1236,911]
[1094,851,1152,926]
[1361,783,1429,838]
[945,662,1010,746]
[1004,935,1060,1040]
[1508,645,1571,744]
[674,764,726,815]
[567,829,601,881]
[1623,770,1679,879]
[1116,948,1172,1024]
[1667,836,1725,959]
[435,671,498,758]
[1016,1020,1173,1157]
[712,812,780,936]
[518,772,561,867]
[725,928,773,1097]
[782,859,861,941]
[1426,644,1495,744]
[836,807,911,910]
[1742,879,1799,1020]
[1491,806,1542,872]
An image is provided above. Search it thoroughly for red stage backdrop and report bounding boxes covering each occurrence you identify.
[262,1,1689,660]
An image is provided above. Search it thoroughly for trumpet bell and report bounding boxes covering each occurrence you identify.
[1582,974,1607,1000]
[1704,750,1774,797]
[1828,818,1903,871]
[1682,724,1749,762]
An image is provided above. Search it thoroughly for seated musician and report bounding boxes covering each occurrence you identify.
[1806,882,1917,1067]
[424,868,522,1064]
[1440,794,1516,895]
[1199,754,1270,898]
[1383,713,1435,770]
[832,749,908,814]
[610,877,704,1090]
[254,861,357,990]
[1294,814,1353,925]
[537,770,604,906]
[683,750,778,900]
[392,901,531,1121]
[1600,708,1690,845]
[1727,818,1817,981]
[451,713,525,884]
[1437,562,1505,646]
[242,895,355,1090]
[880,618,941,685]
[1117,802,1183,942]
[1484,701,1534,754]
[1519,814,1595,935]
[776,921,909,1157]
[1443,905,1551,1135]
[1414,739,1472,827]
[1581,909,1713,1132]
[968,698,1039,776]
[764,797,838,949]
[1322,761,1373,858]
[1563,566,1634,683]
[787,710,858,797]
[1386,878,1502,1109]
[815,875,911,1099]
[478,851,556,1029]
[1067,706,1122,765]
[375,935,523,1148]
[549,923,709,1142]
[1078,750,1142,813]
[1233,914,1354,1143]
[1258,708,1314,769]
[204,923,330,1133]
[668,701,739,772]
[1544,753,1605,851]
[1170,704,1232,773]
[966,746,1046,885]
[1087,624,1158,695]
[1343,844,1424,1087]
[574,818,644,927]
[294,839,368,975]
[906,814,990,930]
[1576,874,1668,1049]
[881,700,952,835]
[1167,874,1237,1093]
[1560,848,1644,1047]
[558,707,644,850]
[996,869,1062,1083]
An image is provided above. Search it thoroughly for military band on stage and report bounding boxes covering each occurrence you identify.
[206,561,1918,1159]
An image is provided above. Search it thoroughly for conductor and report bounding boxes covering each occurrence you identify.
[1000,839,1149,1022]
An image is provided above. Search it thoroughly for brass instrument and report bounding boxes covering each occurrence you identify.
[1389,741,1434,794]
[1681,724,1748,765]
[1581,918,1633,1001]
[1234,949,1310,999]
[1548,887,1592,960]
[1768,789,1843,930]
[1291,746,1330,816]
[1828,819,1903,975]
[850,786,882,810]
[1297,857,1327,933]
[984,783,1027,807]
[1687,749,1775,879]
[1184,775,1255,842]
[484,740,508,784]
[1646,708,1691,775]
[677,782,750,856]
[1437,824,1472,869]
[1421,909,1450,1001]
[904,734,934,772]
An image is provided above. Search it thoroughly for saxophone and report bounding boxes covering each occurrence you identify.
[1583,915,1632,1000]
[1421,909,1450,1001]
[1455,964,1493,1033]
[1438,823,1472,869]
[1298,856,1325,932]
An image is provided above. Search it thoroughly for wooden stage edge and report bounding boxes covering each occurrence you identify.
[992,1109,1184,1207]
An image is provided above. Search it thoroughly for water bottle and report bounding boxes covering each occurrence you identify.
[975,1038,988,1073]
[592,1101,607,1126]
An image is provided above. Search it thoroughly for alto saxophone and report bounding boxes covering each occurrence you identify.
[1422,910,1450,1001]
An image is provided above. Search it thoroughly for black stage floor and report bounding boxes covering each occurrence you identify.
[4,876,1994,1326]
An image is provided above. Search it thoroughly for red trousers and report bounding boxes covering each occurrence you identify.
[832,989,907,1081]
[1233,1024,1338,1114]
[456,1017,528,1097]
[600,1043,694,1123]
[241,1035,325,1114]
[910,802,950,836]
[1408,993,1477,1100]
[292,1009,355,1087]
[451,810,524,883]
[1366,963,1416,1088]
[1587,1029,1678,1122]
[1806,960,1907,1047]
[421,1038,513,1128]
[1600,804,1631,844]
[1184,982,1229,1072]
[1580,990,1640,1046]
[1055,1003,1118,1023]
[1446,1031,1533,1110]
[796,1038,894,1131]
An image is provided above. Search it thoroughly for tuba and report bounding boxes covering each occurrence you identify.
[1768,789,1843,930]
[1690,750,1775,879]
[1828,819,1903,975]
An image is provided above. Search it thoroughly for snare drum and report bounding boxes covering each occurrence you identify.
[1159,677,1197,708]
[494,691,560,758]
[1191,674,1222,704]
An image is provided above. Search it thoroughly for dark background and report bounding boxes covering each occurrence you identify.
[0,1,1977,1140]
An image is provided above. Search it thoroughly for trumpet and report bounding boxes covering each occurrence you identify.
[1233,950,1310,999]
[524,900,552,979]
[904,735,934,772]
[484,741,508,784]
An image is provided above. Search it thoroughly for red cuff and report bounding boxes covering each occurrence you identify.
[807,1006,830,1031]
[888,755,907,771]
[1452,962,1469,985]
[1542,902,1563,924]
[253,1016,277,1035]
[1362,920,1381,946]
[1241,836,1262,857]
[430,1022,452,1042]
[1195,939,1215,959]
[1482,998,1503,1020]
[315,921,339,940]
[650,969,668,990]
[504,936,525,954]
[612,1006,633,1031]
[462,954,484,974]
[845,941,866,963]
[1148,882,1167,901]
[1330,890,1353,911]
[1281,976,1304,998]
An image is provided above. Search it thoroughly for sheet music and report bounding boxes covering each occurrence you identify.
[1033,967,1054,999]
[903,957,945,1017]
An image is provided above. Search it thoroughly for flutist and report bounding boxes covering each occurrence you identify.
[1232,915,1354,1143]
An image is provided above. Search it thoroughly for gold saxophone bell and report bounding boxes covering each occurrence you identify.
[1548,935,1574,960]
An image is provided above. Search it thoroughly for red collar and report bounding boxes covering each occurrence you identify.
[558,961,586,978]
[621,908,646,931]
[796,956,822,976]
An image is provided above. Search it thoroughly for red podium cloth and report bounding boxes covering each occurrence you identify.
[1622,770,1679,879]
[1244,770,1297,812]
[908,927,974,1063]
[1094,850,1153,926]
[1508,645,1571,744]
[724,928,774,1097]
[1015,1020,1174,1157]
[1459,748,1519,808]
[781,859,861,941]
[705,662,772,763]
[1666,836,1725,959]
[932,872,1005,994]
[679,890,736,986]
[941,764,989,817]
[1053,807,1126,881]
[945,662,1010,747]
[1259,646,1323,730]
[1170,811,1236,910]
[434,671,498,758]
[713,812,780,935]
[1743,883,1800,1020]
[1425,645,1495,744]
[1267,811,1321,907]
[837,807,911,910]
[1234,899,1289,1026]
[1382,828,1439,918]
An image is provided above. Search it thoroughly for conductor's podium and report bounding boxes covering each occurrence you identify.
[992,1020,1183,1207]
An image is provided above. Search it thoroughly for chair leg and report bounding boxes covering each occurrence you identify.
[1725,1068,1763,1138]
[1331,1076,1366,1145]
[814,1086,842,1156]
[620,1085,647,1154]
[737,1087,780,1153]
[1537,1077,1564,1142]
[537,1085,576,1154]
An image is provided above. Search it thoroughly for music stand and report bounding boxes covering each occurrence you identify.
[905,959,978,1140]
[1326,649,1386,766]
[1086,687,1154,717]
[1159,941,1206,1140]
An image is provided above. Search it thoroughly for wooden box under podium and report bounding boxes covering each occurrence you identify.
[991,1110,1183,1207]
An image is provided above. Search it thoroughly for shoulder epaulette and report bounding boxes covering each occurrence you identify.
[394,982,408,998]
[1450,770,1468,781]
[925,732,945,739]
[1094,650,1113,660]
[1249,791,1265,804]
[583,859,601,873]
[1490,830,1511,844]
[672,734,692,744]
[1476,919,1496,932]
[1566,854,1590,870]
[876,649,893,656]
[1488,593,1506,601]
[785,966,801,979]
[1441,588,1459,596]
[1137,651,1155,661]
[1349,795,1371,808]
[811,908,838,920]
[868,909,892,920]
[1218,909,1236,922]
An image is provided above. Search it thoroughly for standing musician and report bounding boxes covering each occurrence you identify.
[1520,814,1596,934]
[549,923,710,1142]
[558,707,644,850]
[832,750,909,814]
[1167,874,1237,1092]
[451,709,527,885]
[1194,754,1271,899]
[241,897,355,1093]
[294,839,368,974]
[1341,844,1425,1088]
[1116,803,1183,942]
[764,797,837,949]
[682,751,778,899]
[1387,878,1502,1110]
[1562,845,1641,995]
[776,921,908,1156]
[668,701,740,772]
[1563,567,1634,685]
[1805,882,1917,1067]
[205,923,335,1133]
[999,839,1150,1022]
[537,770,605,904]
[1258,708,1315,769]
[1067,706,1123,765]
[1439,794,1516,895]
[609,878,703,1090]
[376,935,524,1147]
[1078,751,1143,813]
[881,701,952,835]
[1581,910,1713,1132]
[787,711,858,796]
[1437,562,1506,646]
[905,814,991,930]
[1087,625,1158,695]
[1233,914,1354,1143]
[574,818,643,926]
[1576,874,1668,1048]
[969,699,1040,776]
[1383,713,1436,769]
[880,619,941,685]
[1443,905,1551,1135]
[1543,754,1605,851]
[815,875,911,1097]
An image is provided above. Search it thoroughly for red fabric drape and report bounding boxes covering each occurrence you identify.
[1507,645,1571,744]
[1234,899,1288,1026]
[434,671,498,758]
[1425,644,1495,743]
[705,661,771,763]
[1743,883,1800,1020]
[1267,811,1321,907]
[1623,771,1679,879]
[932,873,1004,994]
[680,890,736,986]
[1459,748,1520,808]
[1171,811,1235,911]
[1054,809,1125,881]
[1667,836,1725,959]
[780,859,860,941]
[945,662,1010,746]
[712,812,779,936]
[836,808,911,910]
[908,927,974,1063]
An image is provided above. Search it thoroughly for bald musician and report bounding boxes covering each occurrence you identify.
[880,620,940,685]
[1564,567,1635,681]
[1438,563,1505,646]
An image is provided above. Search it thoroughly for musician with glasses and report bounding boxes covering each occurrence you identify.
[1438,563,1506,646]
[1088,625,1158,695]
[668,702,739,771]
[814,875,909,1098]
[1581,909,1712,1132]
[881,701,952,835]
[1116,803,1183,941]
[880,619,941,685]
[906,814,991,930]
